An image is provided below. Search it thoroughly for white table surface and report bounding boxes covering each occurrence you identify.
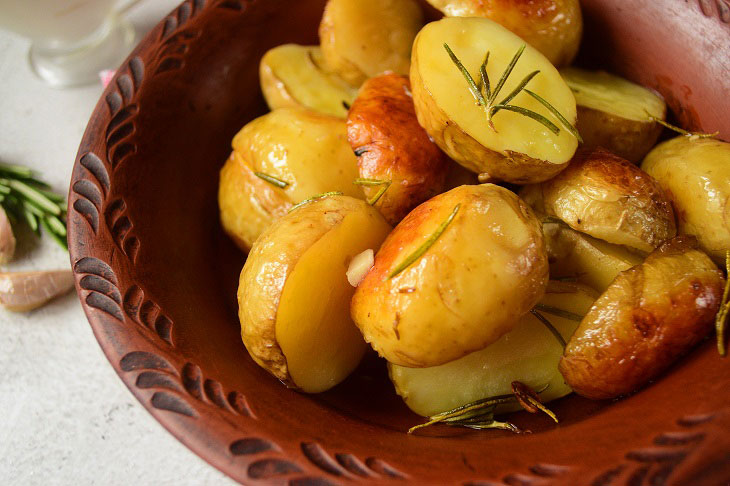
[0,2,235,484]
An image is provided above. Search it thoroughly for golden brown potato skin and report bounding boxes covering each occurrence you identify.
[559,236,724,400]
[352,184,548,368]
[521,148,676,253]
[425,0,582,67]
[347,74,449,224]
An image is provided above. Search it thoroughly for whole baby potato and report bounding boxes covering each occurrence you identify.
[319,0,424,87]
[561,68,666,163]
[642,136,730,265]
[520,148,676,253]
[259,44,358,118]
[411,17,579,184]
[239,195,391,393]
[425,0,583,67]
[219,108,362,251]
[351,184,549,368]
[347,73,449,225]
[390,281,597,417]
[559,236,725,400]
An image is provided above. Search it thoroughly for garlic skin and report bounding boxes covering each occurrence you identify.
[346,248,374,287]
[0,270,74,311]
[0,207,16,264]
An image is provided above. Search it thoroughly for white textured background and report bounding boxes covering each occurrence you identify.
[0,1,235,484]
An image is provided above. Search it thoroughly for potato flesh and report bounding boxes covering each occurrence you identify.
[276,208,391,393]
[642,137,730,265]
[414,17,578,166]
[259,44,357,118]
[231,108,363,205]
[318,0,423,87]
[351,184,548,368]
[544,222,643,292]
[559,237,725,400]
[390,282,597,417]
[426,0,583,68]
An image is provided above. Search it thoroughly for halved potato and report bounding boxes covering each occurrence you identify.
[351,184,548,368]
[642,136,730,265]
[238,195,391,393]
[411,17,579,184]
[520,148,676,253]
[425,0,583,68]
[259,44,358,118]
[562,68,667,163]
[347,73,449,225]
[543,222,643,292]
[559,236,725,400]
[318,0,424,87]
[390,281,597,417]
[219,108,362,251]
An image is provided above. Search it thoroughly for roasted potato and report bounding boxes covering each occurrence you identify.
[642,136,730,265]
[543,222,643,292]
[347,74,449,225]
[351,184,549,368]
[318,0,424,87]
[390,281,597,417]
[562,68,666,163]
[425,0,582,68]
[239,195,391,393]
[443,160,480,190]
[520,148,676,253]
[259,44,358,118]
[559,236,725,400]
[411,17,579,184]
[219,108,362,251]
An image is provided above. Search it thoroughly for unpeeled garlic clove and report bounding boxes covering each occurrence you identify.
[0,207,16,264]
[0,269,74,311]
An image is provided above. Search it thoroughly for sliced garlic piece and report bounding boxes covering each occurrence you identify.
[346,248,374,287]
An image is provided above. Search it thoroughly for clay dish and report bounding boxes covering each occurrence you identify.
[69,0,730,484]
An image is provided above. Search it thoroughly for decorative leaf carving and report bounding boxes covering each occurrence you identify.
[230,437,277,456]
[123,285,173,345]
[301,442,406,480]
[74,257,123,321]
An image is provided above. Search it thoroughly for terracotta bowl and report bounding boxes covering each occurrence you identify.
[69,0,730,484]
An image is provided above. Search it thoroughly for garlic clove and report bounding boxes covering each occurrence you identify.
[347,248,374,287]
[0,269,74,311]
[0,207,16,264]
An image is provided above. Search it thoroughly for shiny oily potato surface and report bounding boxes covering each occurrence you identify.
[390,281,597,417]
[410,17,578,184]
[426,0,582,68]
[521,148,676,253]
[238,196,391,392]
[219,108,362,251]
[318,0,423,87]
[351,184,548,368]
[559,236,725,400]
[642,136,730,265]
[347,73,449,225]
[259,44,358,118]
[561,68,666,163]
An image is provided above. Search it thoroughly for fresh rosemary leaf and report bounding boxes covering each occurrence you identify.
[23,207,39,234]
[41,217,68,250]
[477,51,491,98]
[493,70,540,112]
[45,215,67,237]
[459,420,522,433]
[716,250,730,356]
[645,112,719,139]
[2,179,61,215]
[444,43,485,107]
[530,309,567,348]
[389,203,460,279]
[0,185,10,195]
[511,381,559,423]
[491,104,560,135]
[534,303,584,322]
[524,89,583,142]
[38,188,66,203]
[353,178,391,205]
[254,171,289,189]
[0,163,33,179]
[488,44,525,105]
[288,191,343,213]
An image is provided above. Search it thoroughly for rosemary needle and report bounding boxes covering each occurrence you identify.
[253,171,289,189]
[353,178,391,206]
[530,309,567,348]
[288,191,343,213]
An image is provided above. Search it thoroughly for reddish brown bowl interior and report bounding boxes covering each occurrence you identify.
[69,0,730,484]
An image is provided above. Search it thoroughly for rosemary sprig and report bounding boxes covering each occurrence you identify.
[408,383,555,434]
[254,171,289,189]
[389,203,460,279]
[530,309,567,348]
[444,43,580,140]
[716,250,730,356]
[353,178,392,206]
[646,112,719,140]
[0,163,67,250]
[288,191,343,213]
[534,303,584,322]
